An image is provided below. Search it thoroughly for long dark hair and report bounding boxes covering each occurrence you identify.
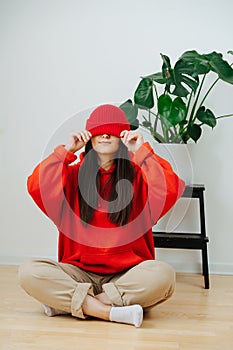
[78,139,135,226]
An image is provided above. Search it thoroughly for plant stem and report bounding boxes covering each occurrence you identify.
[167,128,176,142]
[170,135,183,143]
[189,74,206,123]
[197,61,233,110]
[186,91,193,120]
[216,114,233,119]
[148,109,151,126]
[154,114,159,133]
[162,124,168,142]
[148,109,159,117]
[198,77,219,108]
[173,126,178,136]
[153,82,159,100]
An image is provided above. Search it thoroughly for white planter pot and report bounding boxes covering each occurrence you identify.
[139,127,194,185]
[139,127,197,233]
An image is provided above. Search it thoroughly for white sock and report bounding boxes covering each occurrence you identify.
[42,304,69,317]
[109,304,143,328]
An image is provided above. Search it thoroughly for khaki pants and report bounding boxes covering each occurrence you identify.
[18,259,175,319]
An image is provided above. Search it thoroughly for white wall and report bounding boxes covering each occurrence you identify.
[1,0,233,274]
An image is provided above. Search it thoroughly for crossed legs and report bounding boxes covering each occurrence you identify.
[19,258,175,327]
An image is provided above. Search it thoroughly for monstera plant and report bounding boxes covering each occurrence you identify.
[120,50,233,143]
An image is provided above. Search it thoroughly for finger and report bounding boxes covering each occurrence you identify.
[74,131,88,143]
[127,132,138,142]
[82,130,93,142]
[74,132,83,143]
[81,130,91,143]
[121,130,130,144]
[69,132,80,143]
[80,132,90,143]
[125,133,138,145]
[120,130,128,138]
[86,130,92,140]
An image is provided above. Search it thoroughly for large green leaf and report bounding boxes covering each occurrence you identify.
[158,94,172,117]
[167,97,187,126]
[173,56,197,76]
[144,72,166,84]
[172,59,199,97]
[159,52,200,97]
[196,106,217,128]
[160,54,174,93]
[134,78,154,109]
[157,95,187,128]
[119,99,139,130]
[203,51,233,84]
[187,124,202,142]
[180,50,211,75]
[157,94,173,128]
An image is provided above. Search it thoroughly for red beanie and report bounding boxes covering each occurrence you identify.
[85,104,130,137]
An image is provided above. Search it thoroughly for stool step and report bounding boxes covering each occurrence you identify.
[151,184,210,289]
[152,232,209,249]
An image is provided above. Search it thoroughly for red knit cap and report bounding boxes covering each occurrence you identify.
[85,104,130,137]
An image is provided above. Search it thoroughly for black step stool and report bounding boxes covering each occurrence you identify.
[153,184,210,289]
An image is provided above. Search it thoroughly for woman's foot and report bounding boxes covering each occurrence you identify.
[42,304,69,317]
[109,304,143,328]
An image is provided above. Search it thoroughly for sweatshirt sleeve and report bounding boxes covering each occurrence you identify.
[27,145,78,226]
[132,142,186,225]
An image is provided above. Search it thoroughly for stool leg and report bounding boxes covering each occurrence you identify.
[202,245,210,289]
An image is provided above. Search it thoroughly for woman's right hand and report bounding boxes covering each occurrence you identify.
[65,130,92,153]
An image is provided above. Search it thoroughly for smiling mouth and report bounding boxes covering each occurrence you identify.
[99,141,111,144]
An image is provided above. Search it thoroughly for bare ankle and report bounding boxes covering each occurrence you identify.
[95,292,112,305]
[82,295,111,321]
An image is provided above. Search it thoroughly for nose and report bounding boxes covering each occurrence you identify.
[101,134,110,139]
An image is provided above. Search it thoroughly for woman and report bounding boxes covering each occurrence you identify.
[19,104,185,327]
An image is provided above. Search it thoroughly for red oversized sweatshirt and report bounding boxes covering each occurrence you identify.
[27,142,185,274]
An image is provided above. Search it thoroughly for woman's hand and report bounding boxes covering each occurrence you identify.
[120,130,144,153]
[65,130,92,153]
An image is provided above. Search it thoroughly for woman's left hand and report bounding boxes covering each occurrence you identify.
[120,130,144,153]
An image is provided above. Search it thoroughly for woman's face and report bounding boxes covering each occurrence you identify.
[91,134,120,156]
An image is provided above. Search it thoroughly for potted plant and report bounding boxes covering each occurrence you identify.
[119,50,233,229]
[120,50,233,144]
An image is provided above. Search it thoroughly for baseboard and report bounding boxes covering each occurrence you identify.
[163,260,233,275]
[0,255,232,275]
[208,262,233,275]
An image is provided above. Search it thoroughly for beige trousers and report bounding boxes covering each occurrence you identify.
[18,259,175,319]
